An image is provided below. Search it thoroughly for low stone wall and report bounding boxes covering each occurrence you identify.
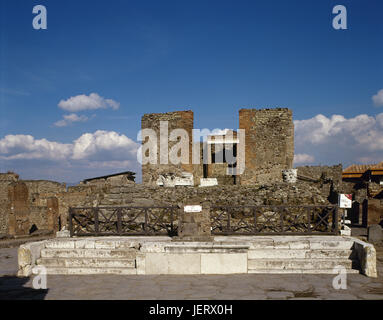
[18,239,50,276]
[17,236,377,277]
[368,182,383,198]
[0,166,346,235]
[353,238,378,277]
[296,165,343,187]
[97,181,330,209]
[0,173,19,234]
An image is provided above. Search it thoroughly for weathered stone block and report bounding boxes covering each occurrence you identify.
[201,253,247,274]
[145,253,169,274]
[168,254,201,274]
[368,224,383,243]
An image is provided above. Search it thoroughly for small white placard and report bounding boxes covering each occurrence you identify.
[184,205,202,213]
[338,194,352,208]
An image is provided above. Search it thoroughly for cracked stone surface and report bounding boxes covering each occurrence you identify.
[0,244,382,300]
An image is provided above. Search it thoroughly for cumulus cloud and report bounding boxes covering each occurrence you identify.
[0,135,72,160]
[72,130,139,161]
[0,131,140,182]
[294,112,383,167]
[294,154,315,164]
[58,93,120,112]
[294,113,383,151]
[54,113,89,127]
[372,89,383,107]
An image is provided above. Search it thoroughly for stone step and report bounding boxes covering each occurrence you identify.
[32,267,137,275]
[40,248,136,259]
[307,240,354,250]
[36,257,135,268]
[248,268,360,274]
[248,249,353,259]
[44,239,157,250]
[248,258,356,270]
[247,238,355,250]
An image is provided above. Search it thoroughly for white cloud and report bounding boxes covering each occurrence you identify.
[372,89,383,107]
[4,112,383,182]
[58,93,120,112]
[294,113,383,151]
[294,112,383,166]
[0,135,72,160]
[54,113,89,127]
[72,130,139,160]
[294,153,315,164]
[210,128,231,135]
[0,131,140,180]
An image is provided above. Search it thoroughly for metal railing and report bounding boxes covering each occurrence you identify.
[69,204,339,237]
[210,205,339,235]
[68,206,178,237]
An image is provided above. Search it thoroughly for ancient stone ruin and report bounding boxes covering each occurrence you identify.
[0,108,346,238]
[141,108,294,186]
[0,107,377,278]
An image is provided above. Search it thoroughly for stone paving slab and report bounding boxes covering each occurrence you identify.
[1,245,382,300]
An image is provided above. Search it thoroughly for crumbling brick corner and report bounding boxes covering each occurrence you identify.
[238,108,294,185]
[141,110,194,185]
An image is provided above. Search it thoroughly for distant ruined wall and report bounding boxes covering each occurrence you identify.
[5,180,66,235]
[23,180,66,232]
[85,181,331,211]
[141,108,294,186]
[141,111,194,185]
[0,171,338,233]
[57,184,108,229]
[239,108,294,185]
[0,173,19,234]
[206,143,237,185]
[296,165,343,187]
[296,164,344,205]
[83,174,135,187]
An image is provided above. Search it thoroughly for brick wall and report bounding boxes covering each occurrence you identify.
[239,108,294,185]
[296,165,343,187]
[141,110,194,185]
[0,173,19,234]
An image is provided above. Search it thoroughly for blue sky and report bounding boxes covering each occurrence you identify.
[1,0,383,182]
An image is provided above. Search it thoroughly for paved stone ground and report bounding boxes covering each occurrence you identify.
[0,243,382,300]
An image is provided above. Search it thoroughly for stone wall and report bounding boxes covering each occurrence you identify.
[82,172,135,187]
[367,182,383,199]
[239,108,294,185]
[0,176,68,235]
[96,181,329,209]
[141,108,294,186]
[23,180,66,232]
[296,165,343,187]
[0,173,19,234]
[141,110,194,185]
[0,169,338,234]
[366,199,383,226]
[7,180,66,235]
[57,184,108,229]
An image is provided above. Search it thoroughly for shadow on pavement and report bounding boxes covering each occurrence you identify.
[0,276,48,300]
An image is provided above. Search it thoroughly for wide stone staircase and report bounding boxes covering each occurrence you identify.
[34,238,140,275]
[244,236,360,274]
[29,236,364,275]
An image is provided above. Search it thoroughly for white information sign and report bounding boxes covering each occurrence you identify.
[184,205,202,213]
[338,194,352,208]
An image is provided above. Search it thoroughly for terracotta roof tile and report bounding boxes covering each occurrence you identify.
[343,164,376,174]
[370,161,383,170]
